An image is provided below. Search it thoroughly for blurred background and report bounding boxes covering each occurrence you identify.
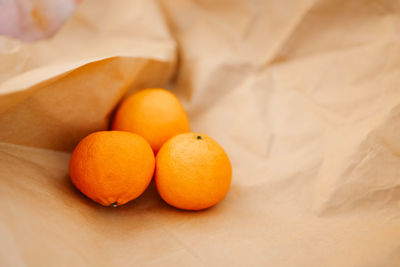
[0,0,80,41]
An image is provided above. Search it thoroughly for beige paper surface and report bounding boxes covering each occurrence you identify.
[1,0,400,266]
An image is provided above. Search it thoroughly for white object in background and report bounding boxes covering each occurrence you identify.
[0,0,79,42]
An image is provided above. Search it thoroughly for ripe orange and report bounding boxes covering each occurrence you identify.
[155,133,232,210]
[69,131,155,207]
[111,88,190,153]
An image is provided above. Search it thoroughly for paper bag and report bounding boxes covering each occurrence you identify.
[1,0,400,266]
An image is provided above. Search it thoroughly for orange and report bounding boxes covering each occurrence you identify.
[111,88,190,153]
[69,131,155,207]
[155,133,232,210]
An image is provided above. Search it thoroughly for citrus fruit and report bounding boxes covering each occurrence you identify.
[69,131,155,207]
[111,88,190,153]
[155,133,232,210]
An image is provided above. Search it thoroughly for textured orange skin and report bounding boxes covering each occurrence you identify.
[69,131,155,206]
[155,133,232,210]
[111,88,190,153]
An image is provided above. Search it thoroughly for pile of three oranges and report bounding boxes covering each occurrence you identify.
[69,89,232,210]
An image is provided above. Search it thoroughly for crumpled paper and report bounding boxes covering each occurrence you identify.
[1,0,400,266]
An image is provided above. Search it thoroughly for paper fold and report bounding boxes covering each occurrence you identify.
[1,0,400,266]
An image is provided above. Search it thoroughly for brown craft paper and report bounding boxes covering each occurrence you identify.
[1,0,400,266]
